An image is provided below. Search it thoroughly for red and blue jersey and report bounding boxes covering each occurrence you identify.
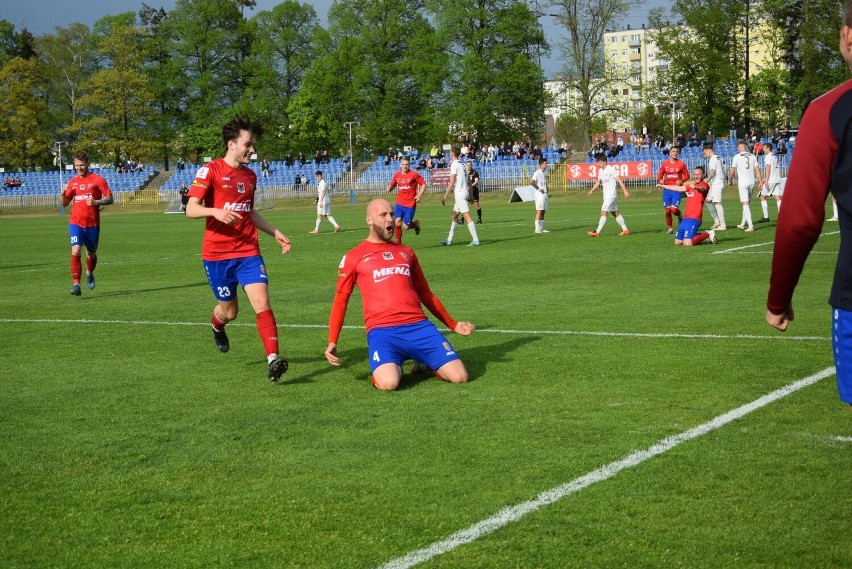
[187,159,260,261]
[388,170,425,208]
[328,240,456,343]
[658,159,689,186]
[65,173,111,228]
[684,181,710,221]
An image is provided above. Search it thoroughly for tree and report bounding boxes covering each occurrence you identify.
[37,23,99,133]
[430,0,547,145]
[293,0,442,153]
[66,15,158,165]
[236,1,321,156]
[163,0,253,126]
[0,57,52,170]
[549,0,641,148]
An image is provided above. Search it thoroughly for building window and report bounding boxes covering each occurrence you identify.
[621,36,626,42]
[611,36,617,43]
[611,51,617,57]
[623,88,629,95]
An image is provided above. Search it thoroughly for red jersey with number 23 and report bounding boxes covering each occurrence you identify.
[388,170,425,208]
[65,173,111,228]
[187,159,260,261]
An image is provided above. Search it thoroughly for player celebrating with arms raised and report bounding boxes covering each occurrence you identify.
[325,199,475,391]
[185,116,292,382]
[386,157,426,244]
[61,151,113,296]
[657,147,690,233]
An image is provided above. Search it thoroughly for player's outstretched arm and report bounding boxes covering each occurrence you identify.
[766,306,794,331]
[251,210,291,254]
[454,322,476,336]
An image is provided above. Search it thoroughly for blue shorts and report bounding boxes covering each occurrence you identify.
[832,307,852,403]
[676,218,702,241]
[366,320,459,373]
[69,224,100,251]
[662,189,682,208]
[394,204,417,226]
[203,255,268,301]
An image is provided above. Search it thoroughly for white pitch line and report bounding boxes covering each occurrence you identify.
[0,318,828,342]
[832,436,852,442]
[377,366,836,569]
[710,230,839,255]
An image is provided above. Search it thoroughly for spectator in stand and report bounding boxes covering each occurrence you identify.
[689,119,699,138]
[729,116,737,140]
[705,130,716,146]
[321,150,330,164]
[285,154,293,167]
[298,152,306,165]
[261,159,270,178]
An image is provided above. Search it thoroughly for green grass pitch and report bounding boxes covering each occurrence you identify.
[1,189,850,568]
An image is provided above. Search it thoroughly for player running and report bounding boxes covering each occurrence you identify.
[441,148,480,246]
[657,147,690,233]
[61,151,114,296]
[309,170,341,234]
[386,157,426,244]
[325,198,476,390]
[656,166,718,246]
[185,116,292,382]
[587,153,630,236]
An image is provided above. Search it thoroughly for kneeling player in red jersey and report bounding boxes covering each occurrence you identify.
[324,199,475,390]
[657,166,718,246]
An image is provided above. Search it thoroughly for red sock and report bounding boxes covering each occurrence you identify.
[256,310,279,357]
[394,225,402,244]
[211,311,227,331]
[70,255,82,284]
[692,232,709,245]
[665,210,673,229]
[86,254,97,274]
[672,207,682,218]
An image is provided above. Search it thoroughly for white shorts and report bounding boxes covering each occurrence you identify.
[708,182,725,203]
[535,191,549,211]
[317,196,331,215]
[601,190,618,212]
[453,191,470,214]
[761,181,782,197]
[738,182,754,203]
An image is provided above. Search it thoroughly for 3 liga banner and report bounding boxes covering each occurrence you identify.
[566,161,654,180]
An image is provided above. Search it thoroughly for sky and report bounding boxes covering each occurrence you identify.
[3,0,661,78]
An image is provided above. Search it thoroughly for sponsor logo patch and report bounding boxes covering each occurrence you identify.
[195,167,209,180]
[372,264,410,282]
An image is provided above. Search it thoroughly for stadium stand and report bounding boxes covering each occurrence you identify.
[1,168,156,196]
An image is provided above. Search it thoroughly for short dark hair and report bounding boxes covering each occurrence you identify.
[315,170,323,176]
[702,143,714,150]
[845,0,852,26]
[450,147,460,157]
[764,142,773,150]
[736,139,747,146]
[594,153,607,162]
[539,157,548,165]
[695,165,705,175]
[73,151,90,163]
[222,116,263,150]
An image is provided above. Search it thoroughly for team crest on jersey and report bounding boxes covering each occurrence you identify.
[237,182,246,194]
[443,342,451,352]
[195,167,209,180]
[382,252,394,261]
[400,252,409,261]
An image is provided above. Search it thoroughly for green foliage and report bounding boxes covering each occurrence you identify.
[0,57,52,169]
[431,0,548,144]
[555,111,607,148]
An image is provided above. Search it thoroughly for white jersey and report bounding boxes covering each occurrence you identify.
[731,152,758,185]
[316,179,328,200]
[764,152,780,183]
[451,160,468,195]
[531,169,548,193]
[316,179,331,214]
[706,155,724,187]
[598,165,618,194]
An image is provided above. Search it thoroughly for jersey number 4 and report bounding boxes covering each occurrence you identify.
[373,351,381,363]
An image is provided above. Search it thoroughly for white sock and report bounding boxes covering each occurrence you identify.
[448,221,458,241]
[716,204,726,226]
[743,205,753,228]
[314,218,321,231]
[615,215,627,231]
[761,200,769,218]
[539,219,545,231]
[706,202,719,224]
[327,216,338,228]
[596,216,607,233]
[833,202,839,218]
[776,199,781,212]
[467,222,479,241]
[535,219,540,231]
[267,353,278,364]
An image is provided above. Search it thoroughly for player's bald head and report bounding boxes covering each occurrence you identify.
[366,198,392,222]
